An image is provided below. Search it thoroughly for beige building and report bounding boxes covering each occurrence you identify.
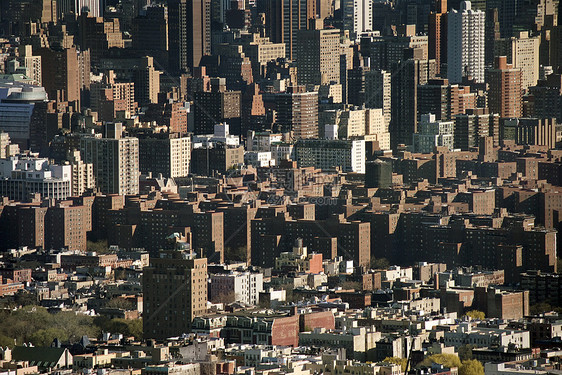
[80,124,139,195]
[240,33,286,77]
[90,70,136,115]
[18,45,42,86]
[322,108,390,149]
[365,69,391,127]
[135,56,161,106]
[296,21,341,85]
[139,133,191,178]
[0,132,20,158]
[67,150,95,197]
[494,31,540,91]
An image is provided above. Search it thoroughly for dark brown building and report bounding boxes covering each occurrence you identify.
[143,249,207,340]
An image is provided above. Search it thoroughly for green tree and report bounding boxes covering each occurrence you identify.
[465,310,485,320]
[383,357,408,371]
[370,257,390,269]
[29,328,66,347]
[341,281,362,291]
[226,246,247,263]
[87,240,110,254]
[0,333,14,348]
[105,297,135,310]
[530,302,553,315]
[458,344,476,361]
[419,354,462,369]
[459,360,484,375]
[94,317,142,340]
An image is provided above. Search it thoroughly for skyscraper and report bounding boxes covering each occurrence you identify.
[341,0,372,39]
[487,56,523,118]
[428,0,447,76]
[447,1,485,83]
[296,20,341,85]
[276,86,318,139]
[143,245,207,340]
[80,124,140,195]
[38,46,80,108]
[264,0,316,60]
[390,55,436,147]
[168,0,211,74]
[494,31,540,91]
[365,69,391,127]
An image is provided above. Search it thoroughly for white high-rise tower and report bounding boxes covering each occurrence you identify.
[447,1,485,83]
[342,0,372,39]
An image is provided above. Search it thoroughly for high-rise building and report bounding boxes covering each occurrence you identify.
[417,79,477,121]
[529,73,562,122]
[485,7,501,68]
[168,0,211,74]
[38,47,81,107]
[454,108,500,150]
[134,56,161,106]
[138,132,191,178]
[193,79,241,135]
[67,150,95,197]
[90,71,136,121]
[77,15,124,65]
[57,0,102,17]
[347,65,369,106]
[143,246,207,340]
[447,1,485,83]
[275,86,318,139]
[132,5,169,68]
[494,31,540,91]
[295,138,366,173]
[487,56,523,118]
[390,56,436,147]
[264,0,316,60]
[428,0,447,75]
[0,132,19,159]
[341,0,372,39]
[239,33,286,79]
[80,124,140,195]
[365,69,391,127]
[18,45,42,86]
[45,203,89,251]
[296,21,341,85]
[412,113,455,153]
[370,27,429,71]
[500,117,557,148]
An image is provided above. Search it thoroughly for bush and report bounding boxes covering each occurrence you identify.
[459,359,484,375]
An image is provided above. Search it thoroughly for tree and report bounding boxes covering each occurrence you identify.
[458,344,476,361]
[370,257,390,270]
[211,290,236,304]
[341,281,362,291]
[105,297,135,310]
[29,328,66,347]
[94,317,143,340]
[465,310,485,320]
[459,360,484,375]
[0,333,14,348]
[383,357,408,371]
[419,354,461,369]
[226,246,247,263]
[530,302,553,315]
[87,240,110,254]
